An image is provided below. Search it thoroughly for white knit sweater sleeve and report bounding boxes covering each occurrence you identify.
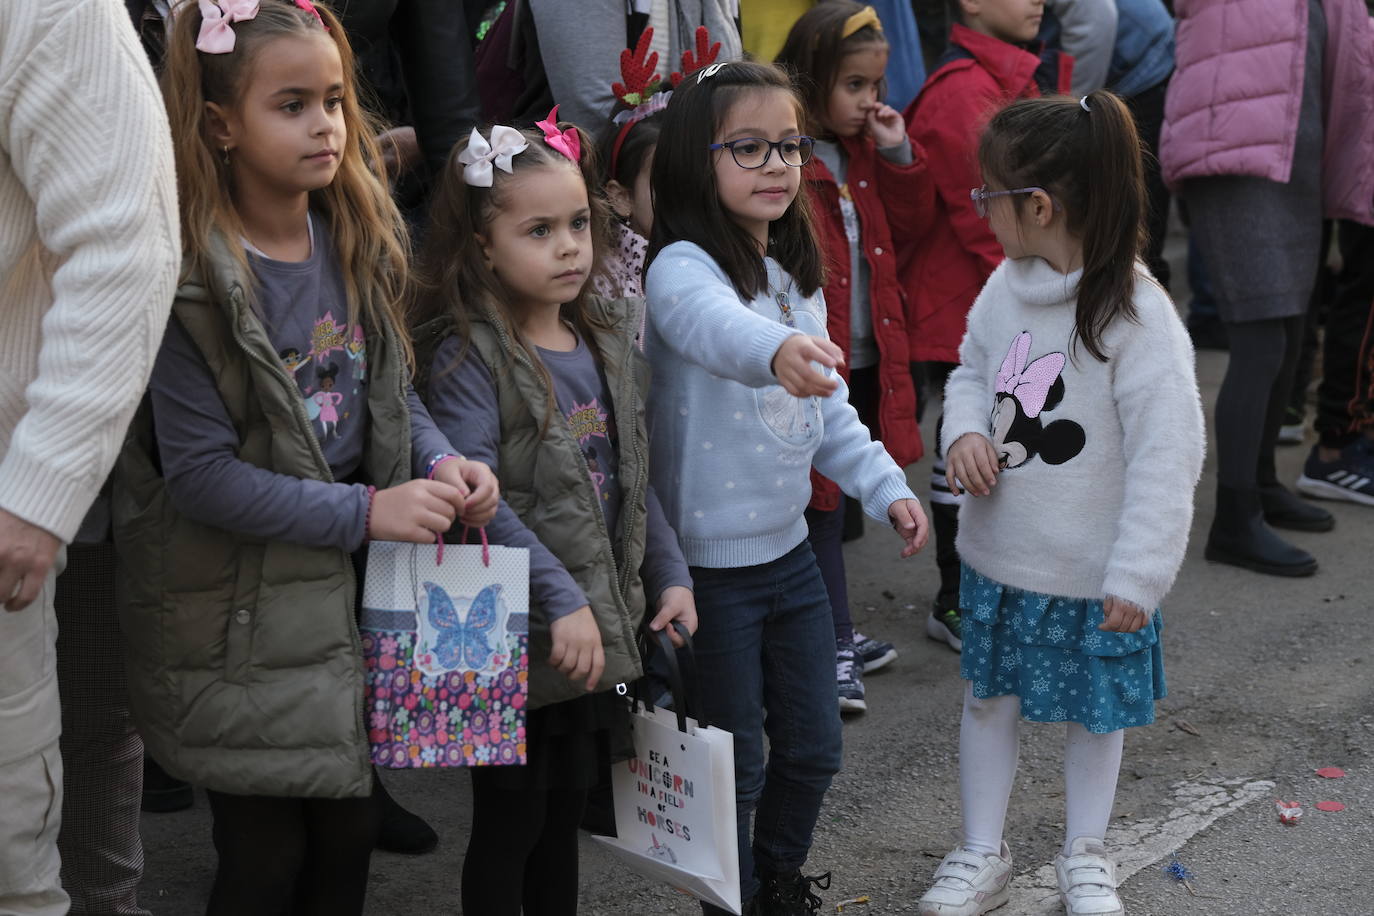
[1101,280,1206,611]
[0,0,180,541]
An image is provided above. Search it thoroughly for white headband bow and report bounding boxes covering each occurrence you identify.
[457,125,529,188]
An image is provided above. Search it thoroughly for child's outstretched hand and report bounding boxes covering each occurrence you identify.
[1100,595,1150,633]
[550,605,605,692]
[648,586,698,647]
[433,458,500,527]
[865,103,907,150]
[947,432,999,497]
[888,498,929,557]
[772,334,843,398]
[368,479,461,543]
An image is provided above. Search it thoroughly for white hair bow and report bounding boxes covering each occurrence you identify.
[457,126,529,188]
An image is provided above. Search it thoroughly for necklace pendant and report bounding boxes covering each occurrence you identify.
[776,290,795,326]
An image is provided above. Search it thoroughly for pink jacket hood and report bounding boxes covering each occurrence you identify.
[1159,0,1374,225]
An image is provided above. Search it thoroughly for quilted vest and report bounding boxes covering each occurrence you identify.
[414,296,650,710]
[114,235,411,798]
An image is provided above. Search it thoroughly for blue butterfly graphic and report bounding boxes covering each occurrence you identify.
[419,582,503,671]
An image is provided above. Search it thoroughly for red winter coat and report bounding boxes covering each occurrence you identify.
[900,24,1073,364]
[806,134,934,511]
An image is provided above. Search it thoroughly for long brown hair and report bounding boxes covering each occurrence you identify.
[646,61,823,299]
[774,1,888,136]
[978,90,1148,362]
[412,123,612,420]
[162,0,413,365]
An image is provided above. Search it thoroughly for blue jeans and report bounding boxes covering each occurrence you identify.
[689,542,843,905]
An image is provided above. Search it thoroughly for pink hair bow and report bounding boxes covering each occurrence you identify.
[457,125,529,187]
[537,106,581,164]
[995,331,1065,419]
[196,0,260,54]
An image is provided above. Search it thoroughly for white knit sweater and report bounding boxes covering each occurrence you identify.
[942,257,1206,612]
[0,0,179,542]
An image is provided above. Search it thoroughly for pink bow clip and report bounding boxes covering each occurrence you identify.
[537,106,581,164]
[292,0,328,30]
[196,0,259,54]
[995,331,1065,419]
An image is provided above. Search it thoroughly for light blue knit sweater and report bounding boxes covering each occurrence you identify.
[644,241,917,569]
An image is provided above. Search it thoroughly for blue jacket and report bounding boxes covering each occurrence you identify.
[873,0,926,110]
[1109,0,1174,97]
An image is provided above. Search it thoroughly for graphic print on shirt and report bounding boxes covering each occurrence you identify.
[989,331,1085,469]
[566,396,618,504]
[313,363,345,441]
[347,325,368,381]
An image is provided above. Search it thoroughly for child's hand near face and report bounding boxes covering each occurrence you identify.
[865,103,907,149]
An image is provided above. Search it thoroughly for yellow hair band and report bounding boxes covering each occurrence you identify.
[841,6,882,39]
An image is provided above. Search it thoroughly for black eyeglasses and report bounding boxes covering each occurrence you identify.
[708,135,815,169]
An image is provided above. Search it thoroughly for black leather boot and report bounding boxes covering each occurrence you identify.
[756,869,829,915]
[1260,483,1335,532]
[373,769,439,854]
[1206,485,1318,576]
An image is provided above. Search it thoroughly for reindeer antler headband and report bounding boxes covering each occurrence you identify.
[609,25,722,178]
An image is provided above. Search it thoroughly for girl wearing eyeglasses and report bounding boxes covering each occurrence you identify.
[917,91,1205,916]
[643,59,929,915]
[774,2,936,718]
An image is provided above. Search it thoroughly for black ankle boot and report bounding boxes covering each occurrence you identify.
[373,770,439,854]
[1259,484,1335,532]
[757,869,830,915]
[141,755,194,813]
[1206,485,1318,576]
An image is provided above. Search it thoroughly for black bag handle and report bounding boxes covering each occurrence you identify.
[648,623,711,733]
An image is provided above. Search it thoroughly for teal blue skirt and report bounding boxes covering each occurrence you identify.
[959,564,1166,734]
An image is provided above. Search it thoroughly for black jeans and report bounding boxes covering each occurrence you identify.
[205,791,378,916]
[1315,221,1374,449]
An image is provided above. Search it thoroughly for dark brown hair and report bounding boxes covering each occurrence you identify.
[646,61,823,299]
[162,0,412,365]
[412,123,612,419]
[774,1,888,135]
[978,90,1148,362]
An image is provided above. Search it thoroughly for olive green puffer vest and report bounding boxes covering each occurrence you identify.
[416,296,650,709]
[114,237,411,799]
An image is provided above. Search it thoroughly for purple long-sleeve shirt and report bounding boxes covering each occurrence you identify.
[148,222,455,550]
[427,333,691,624]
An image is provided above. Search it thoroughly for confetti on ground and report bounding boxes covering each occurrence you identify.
[1315,801,1346,812]
[1276,800,1304,824]
[1163,859,1195,882]
[1316,767,1346,779]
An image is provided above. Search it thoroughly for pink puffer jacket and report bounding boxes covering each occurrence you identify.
[1160,0,1374,225]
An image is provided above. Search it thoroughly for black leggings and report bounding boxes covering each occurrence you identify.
[461,770,589,915]
[205,790,378,916]
[1215,314,1305,489]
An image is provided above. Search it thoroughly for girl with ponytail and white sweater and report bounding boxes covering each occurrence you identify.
[916,90,1205,916]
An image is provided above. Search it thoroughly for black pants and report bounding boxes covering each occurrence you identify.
[1127,77,1172,291]
[462,769,588,915]
[204,790,378,916]
[1315,221,1374,449]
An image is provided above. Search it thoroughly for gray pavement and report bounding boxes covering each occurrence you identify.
[133,239,1374,914]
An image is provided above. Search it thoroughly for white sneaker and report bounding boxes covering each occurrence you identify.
[1054,837,1124,915]
[917,843,1012,915]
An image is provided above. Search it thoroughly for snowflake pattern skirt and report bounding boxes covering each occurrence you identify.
[959,563,1166,734]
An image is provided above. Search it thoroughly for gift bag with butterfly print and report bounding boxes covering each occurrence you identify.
[360,536,529,768]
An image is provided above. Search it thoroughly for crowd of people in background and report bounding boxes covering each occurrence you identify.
[1,0,1372,915]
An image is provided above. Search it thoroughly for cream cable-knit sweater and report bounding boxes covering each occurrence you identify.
[0,0,179,543]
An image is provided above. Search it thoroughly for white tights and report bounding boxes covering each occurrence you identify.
[958,686,1124,858]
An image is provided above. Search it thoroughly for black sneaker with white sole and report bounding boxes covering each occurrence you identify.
[1296,444,1374,507]
[852,631,898,673]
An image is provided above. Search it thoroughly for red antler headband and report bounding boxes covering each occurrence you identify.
[609,25,722,177]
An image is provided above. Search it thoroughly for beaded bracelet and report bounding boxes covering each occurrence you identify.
[426,452,462,480]
[363,485,377,541]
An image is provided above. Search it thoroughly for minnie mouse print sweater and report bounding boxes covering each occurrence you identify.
[941,256,1205,612]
